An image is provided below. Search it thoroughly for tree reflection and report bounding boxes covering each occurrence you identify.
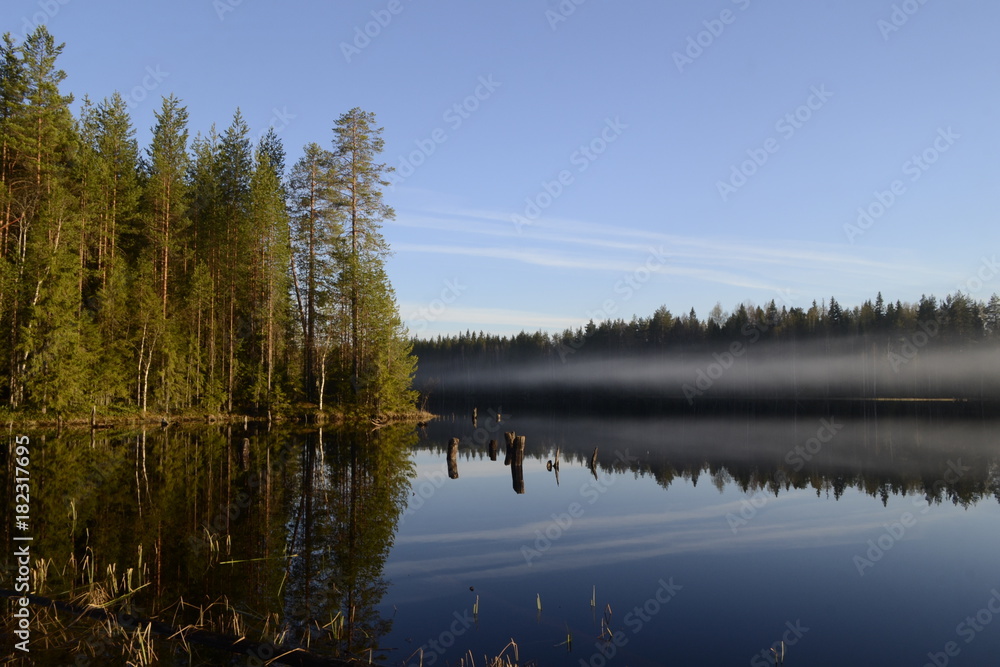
[415,414,1000,509]
[0,423,416,664]
[282,423,415,661]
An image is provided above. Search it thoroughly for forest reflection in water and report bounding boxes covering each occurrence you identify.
[2,409,1000,665]
[0,423,415,665]
[423,409,1000,507]
[388,408,1000,666]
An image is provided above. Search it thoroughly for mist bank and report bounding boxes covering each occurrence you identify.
[419,339,1000,407]
[413,292,1000,414]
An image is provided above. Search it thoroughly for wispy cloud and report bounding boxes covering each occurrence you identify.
[391,199,939,287]
[388,191,967,337]
[385,488,922,588]
[398,304,587,331]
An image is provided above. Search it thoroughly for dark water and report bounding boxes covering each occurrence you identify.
[3,410,1000,665]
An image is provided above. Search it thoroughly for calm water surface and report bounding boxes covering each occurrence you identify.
[391,411,1000,667]
[2,409,1000,666]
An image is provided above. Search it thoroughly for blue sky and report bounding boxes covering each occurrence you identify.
[4,0,998,338]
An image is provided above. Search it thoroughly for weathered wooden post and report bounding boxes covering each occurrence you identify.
[512,464,525,494]
[503,431,516,466]
[448,438,460,479]
[472,407,477,427]
[514,436,526,466]
[511,435,526,494]
[488,439,498,461]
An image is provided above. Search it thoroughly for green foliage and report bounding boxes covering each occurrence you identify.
[0,28,417,420]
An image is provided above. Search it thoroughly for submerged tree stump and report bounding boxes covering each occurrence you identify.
[513,435,526,466]
[448,437,460,479]
[503,431,516,466]
[511,435,526,494]
[512,463,525,494]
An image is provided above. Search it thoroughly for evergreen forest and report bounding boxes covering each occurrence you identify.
[413,291,1000,413]
[0,27,416,420]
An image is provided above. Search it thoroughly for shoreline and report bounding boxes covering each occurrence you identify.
[2,408,436,430]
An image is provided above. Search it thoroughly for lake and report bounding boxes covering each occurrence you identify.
[3,408,1000,666]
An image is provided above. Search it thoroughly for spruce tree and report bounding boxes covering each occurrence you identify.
[217,110,254,409]
[249,139,292,405]
[145,94,189,320]
[12,26,86,412]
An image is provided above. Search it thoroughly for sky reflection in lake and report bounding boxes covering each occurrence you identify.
[380,412,1000,666]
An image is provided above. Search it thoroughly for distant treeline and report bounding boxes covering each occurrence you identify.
[0,28,416,418]
[412,291,1000,411]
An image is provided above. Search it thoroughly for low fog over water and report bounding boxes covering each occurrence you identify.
[416,336,1000,409]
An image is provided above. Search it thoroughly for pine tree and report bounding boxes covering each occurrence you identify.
[329,107,415,414]
[288,142,339,401]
